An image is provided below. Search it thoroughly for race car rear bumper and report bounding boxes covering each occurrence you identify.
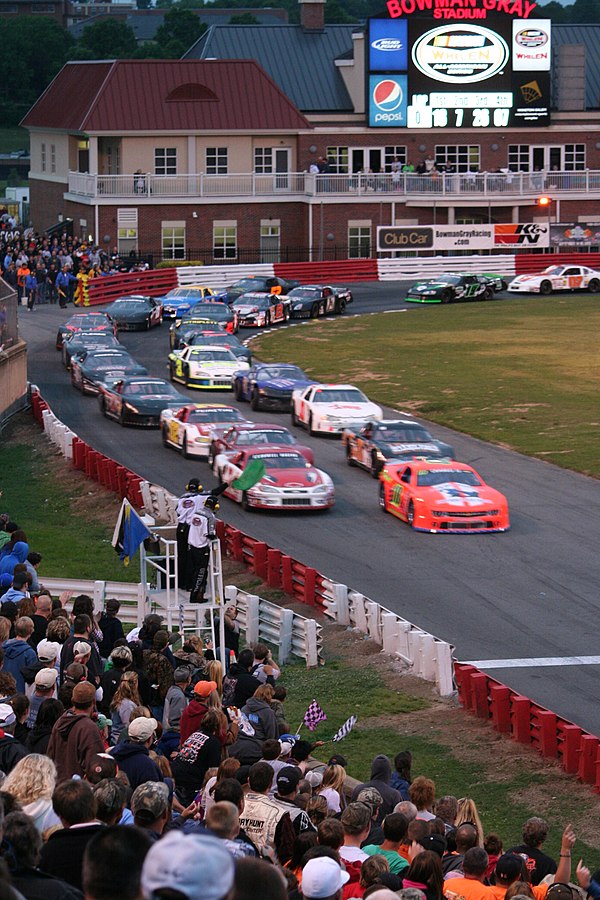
[187,378,233,390]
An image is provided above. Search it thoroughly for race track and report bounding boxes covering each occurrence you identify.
[19,285,600,735]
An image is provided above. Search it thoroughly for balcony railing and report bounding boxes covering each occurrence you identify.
[67,170,600,201]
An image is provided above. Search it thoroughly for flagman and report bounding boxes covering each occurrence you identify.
[188,495,219,604]
[176,478,228,590]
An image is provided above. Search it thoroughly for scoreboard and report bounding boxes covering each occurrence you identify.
[367,6,551,129]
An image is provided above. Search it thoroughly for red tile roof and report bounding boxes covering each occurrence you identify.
[21,59,312,132]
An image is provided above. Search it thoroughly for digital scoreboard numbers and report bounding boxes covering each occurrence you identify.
[367,7,551,129]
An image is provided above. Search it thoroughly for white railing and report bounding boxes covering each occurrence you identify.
[67,169,600,201]
[377,254,516,281]
[42,578,150,626]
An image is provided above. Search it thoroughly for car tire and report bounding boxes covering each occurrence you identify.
[370,452,381,479]
[346,443,356,466]
[182,436,191,459]
[310,304,319,319]
[291,406,300,427]
[338,300,346,314]
[500,280,508,292]
[407,500,416,527]
[588,279,600,293]
[241,491,250,511]
[207,446,215,468]
[379,484,387,512]
[264,312,271,327]
[234,380,244,401]
[162,426,169,448]
[484,287,493,300]
[540,280,552,295]
[441,289,453,304]
[309,414,317,436]
[250,389,261,411]
[119,407,127,427]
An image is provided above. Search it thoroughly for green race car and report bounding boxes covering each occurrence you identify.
[406,273,506,304]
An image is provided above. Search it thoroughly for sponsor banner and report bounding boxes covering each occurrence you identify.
[434,225,494,250]
[369,74,408,126]
[510,71,550,124]
[369,18,408,71]
[494,223,549,247]
[512,19,550,70]
[386,0,539,21]
[550,224,600,247]
[411,23,510,85]
[377,226,434,250]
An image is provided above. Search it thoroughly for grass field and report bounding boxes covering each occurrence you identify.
[253,295,600,477]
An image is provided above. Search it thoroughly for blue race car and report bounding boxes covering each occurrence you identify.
[158,286,216,319]
[233,363,317,411]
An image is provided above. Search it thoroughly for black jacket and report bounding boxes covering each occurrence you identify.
[39,824,104,890]
[98,614,125,658]
[0,733,29,775]
[11,866,83,900]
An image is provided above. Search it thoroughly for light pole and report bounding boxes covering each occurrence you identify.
[537,195,552,252]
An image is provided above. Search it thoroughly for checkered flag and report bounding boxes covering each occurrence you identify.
[332,715,357,742]
[303,699,327,732]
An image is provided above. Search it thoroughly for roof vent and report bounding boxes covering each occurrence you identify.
[166,83,218,102]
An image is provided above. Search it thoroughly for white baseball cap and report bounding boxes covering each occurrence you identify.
[301,858,349,899]
[35,667,58,690]
[37,639,61,662]
[141,831,234,900]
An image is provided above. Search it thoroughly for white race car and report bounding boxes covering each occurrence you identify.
[160,403,249,458]
[168,345,249,389]
[291,384,383,436]
[508,265,600,295]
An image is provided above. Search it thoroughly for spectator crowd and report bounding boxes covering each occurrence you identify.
[0,508,598,900]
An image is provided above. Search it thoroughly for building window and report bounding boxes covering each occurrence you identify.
[206,147,228,175]
[118,209,138,256]
[41,143,46,173]
[508,145,530,172]
[32,4,55,10]
[162,222,185,260]
[2,5,17,11]
[50,144,56,174]
[155,148,177,176]
[384,146,407,170]
[326,147,349,174]
[564,144,585,171]
[260,221,280,263]
[254,148,273,174]
[213,223,237,259]
[435,145,480,172]
[348,225,371,259]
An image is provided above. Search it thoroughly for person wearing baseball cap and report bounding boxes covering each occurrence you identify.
[110,715,164,791]
[270,765,314,863]
[0,701,28,775]
[179,679,217,744]
[27,667,58,727]
[131,781,170,841]
[301,856,349,899]
[141,831,234,900]
[47,680,105,782]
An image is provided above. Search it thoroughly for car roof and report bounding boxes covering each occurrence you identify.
[232,423,291,431]
[313,383,360,390]
[388,459,473,471]
[180,402,238,410]
[187,345,234,353]
[235,292,275,300]
[245,445,307,457]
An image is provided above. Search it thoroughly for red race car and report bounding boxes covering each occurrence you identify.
[208,422,313,467]
[379,459,510,534]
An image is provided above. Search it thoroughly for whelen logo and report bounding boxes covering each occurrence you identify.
[412,24,509,84]
[515,28,548,47]
[373,79,404,111]
[372,38,404,51]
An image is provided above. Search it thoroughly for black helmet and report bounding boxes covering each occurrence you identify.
[186,478,202,493]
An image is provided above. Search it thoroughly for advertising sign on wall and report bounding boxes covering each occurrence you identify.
[377,223,550,252]
[369,18,408,70]
[369,75,408,127]
[549,224,600,246]
[494,223,549,246]
[512,19,551,71]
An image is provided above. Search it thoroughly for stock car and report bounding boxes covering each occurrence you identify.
[70,349,147,395]
[160,403,249,459]
[98,377,188,427]
[159,286,216,319]
[182,302,238,333]
[62,331,123,368]
[208,422,313,467]
[170,317,226,351]
[287,284,353,319]
[213,448,335,511]
[233,363,316,411]
[405,273,495,304]
[508,264,600,295]
[342,419,455,478]
[55,312,115,350]
[104,295,163,330]
[291,384,383,436]
[231,293,290,328]
[214,275,300,305]
[183,330,252,364]
[168,346,249,390]
[379,459,510,533]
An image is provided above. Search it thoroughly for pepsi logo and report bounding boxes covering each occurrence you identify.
[373,79,404,112]
[371,38,404,51]
[515,28,548,48]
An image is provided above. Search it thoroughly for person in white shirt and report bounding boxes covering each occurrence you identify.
[339,802,371,864]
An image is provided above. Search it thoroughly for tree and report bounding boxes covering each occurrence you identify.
[136,0,152,9]
[73,18,137,59]
[154,7,204,48]
[229,12,260,24]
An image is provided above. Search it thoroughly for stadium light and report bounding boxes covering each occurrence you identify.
[537,196,552,207]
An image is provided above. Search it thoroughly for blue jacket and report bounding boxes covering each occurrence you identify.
[110,740,164,791]
[0,541,29,576]
[2,638,37,693]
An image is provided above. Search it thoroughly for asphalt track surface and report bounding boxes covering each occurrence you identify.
[19,284,600,735]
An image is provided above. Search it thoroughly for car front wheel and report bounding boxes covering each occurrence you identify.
[441,289,453,304]
[588,278,600,293]
[250,390,261,411]
[540,280,552,295]
[379,484,387,512]
[182,436,190,459]
[346,443,356,467]
[407,500,416,527]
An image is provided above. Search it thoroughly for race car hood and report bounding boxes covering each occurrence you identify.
[260,377,315,393]
[110,309,151,322]
[233,303,266,315]
[124,393,186,411]
[421,481,506,510]
[384,441,442,455]
[410,281,451,292]
[189,361,238,374]
[259,466,325,488]
[511,275,538,283]
[321,402,380,417]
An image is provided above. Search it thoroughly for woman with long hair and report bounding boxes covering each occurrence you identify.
[318,764,347,813]
[3,754,60,833]
[402,849,444,900]
[202,756,241,816]
[25,698,64,755]
[391,750,412,800]
[207,660,223,698]
[456,797,484,847]
[110,671,141,744]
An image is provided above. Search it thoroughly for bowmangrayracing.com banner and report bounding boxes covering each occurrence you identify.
[377,223,550,252]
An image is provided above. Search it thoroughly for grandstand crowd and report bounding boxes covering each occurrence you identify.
[0,511,599,900]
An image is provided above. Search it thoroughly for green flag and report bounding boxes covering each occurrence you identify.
[232,458,267,491]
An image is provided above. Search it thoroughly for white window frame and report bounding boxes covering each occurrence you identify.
[435,145,480,173]
[213,221,237,260]
[326,147,349,174]
[155,148,177,176]
[384,146,408,171]
[161,220,185,260]
[348,224,371,259]
[254,148,274,174]
[206,147,228,175]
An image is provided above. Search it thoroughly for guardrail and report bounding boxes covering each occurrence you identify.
[514,252,600,274]
[85,268,177,307]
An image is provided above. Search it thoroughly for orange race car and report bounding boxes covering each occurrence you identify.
[379,459,510,534]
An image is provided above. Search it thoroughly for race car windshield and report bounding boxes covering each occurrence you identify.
[124,382,178,396]
[112,299,148,308]
[236,431,294,445]
[189,335,234,347]
[378,425,431,441]
[189,304,229,317]
[234,297,270,309]
[68,332,114,344]
[257,367,305,380]
[417,470,482,487]
[188,409,244,424]
[234,278,265,290]
[312,389,368,403]
[85,353,131,370]
[68,315,110,327]
[542,266,565,275]
[289,288,319,298]
[249,453,305,468]
[169,288,198,297]
[189,350,235,361]
[435,275,462,284]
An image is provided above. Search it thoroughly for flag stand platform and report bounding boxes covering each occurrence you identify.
[139,524,226,667]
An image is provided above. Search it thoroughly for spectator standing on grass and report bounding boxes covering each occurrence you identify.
[1,572,29,607]
[489,830,575,900]
[319,764,346,814]
[356,787,384,848]
[390,750,412,800]
[230,683,279,765]
[24,552,42,595]
[508,818,557,885]
[47,681,105,782]
[3,616,36,692]
[351,755,402,821]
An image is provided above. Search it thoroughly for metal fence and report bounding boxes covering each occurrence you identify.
[0,278,18,351]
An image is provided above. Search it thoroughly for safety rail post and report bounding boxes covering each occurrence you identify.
[578,734,599,784]
[303,566,316,606]
[490,684,512,733]
[279,608,294,663]
[538,710,559,758]
[85,448,99,480]
[454,663,477,711]
[245,595,259,645]
[562,724,583,774]
[304,619,319,668]
[253,542,268,580]
[436,642,455,698]
[72,438,85,470]
[511,695,532,744]
[266,549,282,588]
[116,467,129,499]
[281,556,294,595]
[229,528,244,562]
[330,583,349,625]
[471,672,490,719]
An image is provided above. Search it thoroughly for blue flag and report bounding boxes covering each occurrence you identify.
[112,499,151,566]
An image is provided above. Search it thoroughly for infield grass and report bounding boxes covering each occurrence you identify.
[253,295,600,477]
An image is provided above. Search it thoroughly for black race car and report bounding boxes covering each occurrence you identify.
[170,317,226,350]
[70,349,147,396]
[287,285,353,319]
[180,302,238,333]
[184,331,252,363]
[62,331,123,368]
[213,275,300,304]
[98,377,188,427]
[406,273,495,304]
[342,419,455,477]
[55,312,115,350]
[104,295,163,331]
